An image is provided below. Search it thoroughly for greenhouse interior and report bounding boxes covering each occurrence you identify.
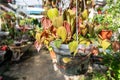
[0,0,120,80]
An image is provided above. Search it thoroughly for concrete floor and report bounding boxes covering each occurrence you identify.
[0,47,64,80]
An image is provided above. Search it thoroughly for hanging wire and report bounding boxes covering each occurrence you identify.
[76,0,78,42]
[83,0,86,10]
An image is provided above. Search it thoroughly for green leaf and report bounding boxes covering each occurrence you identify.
[47,8,59,21]
[118,70,120,73]
[57,26,67,42]
[65,9,75,35]
[54,39,62,48]
[52,16,63,28]
[101,40,111,50]
[19,19,26,26]
[68,41,78,53]
[82,9,88,20]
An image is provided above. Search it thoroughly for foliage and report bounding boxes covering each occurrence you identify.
[54,39,62,48]
[0,12,37,45]
[103,52,120,80]
[0,12,16,22]
[47,8,59,21]
[19,18,39,26]
[93,0,120,32]
[68,41,78,54]
[33,0,120,79]
[37,0,120,54]
[92,72,107,80]
[56,26,67,42]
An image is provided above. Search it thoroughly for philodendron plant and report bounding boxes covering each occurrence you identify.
[35,6,97,55]
[35,0,120,54]
[35,8,78,53]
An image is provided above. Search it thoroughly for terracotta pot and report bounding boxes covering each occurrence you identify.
[100,30,113,40]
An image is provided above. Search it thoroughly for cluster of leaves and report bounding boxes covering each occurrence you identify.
[38,1,110,54]
[37,0,119,55]
[0,12,17,37]
[103,52,120,80]
[92,71,107,80]
[35,8,77,49]
[19,18,40,26]
[35,1,120,79]
[1,12,15,19]
[90,1,120,79]
[0,12,37,45]
[93,0,120,32]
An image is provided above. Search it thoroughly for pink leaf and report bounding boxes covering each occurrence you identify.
[41,17,52,30]
[63,21,71,37]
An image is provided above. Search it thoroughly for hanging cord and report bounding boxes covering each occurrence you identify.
[83,0,86,10]
[76,0,78,42]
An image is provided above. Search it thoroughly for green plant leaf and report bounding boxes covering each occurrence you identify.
[62,57,72,63]
[56,26,67,42]
[82,9,88,20]
[101,40,111,50]
[54,39,62,48]
[66,9,75,35]
[52,16,63,28]
[68,41,78,53]
[47,8,59,21]
[19,19,26,26]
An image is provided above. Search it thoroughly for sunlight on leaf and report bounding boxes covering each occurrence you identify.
[101,40,111,50]
[47,8,59,21]
[56,26,67,42]
[62,57,72,63]
[52,16,63,28]
[54,39,62,48]
[68,41,78,53]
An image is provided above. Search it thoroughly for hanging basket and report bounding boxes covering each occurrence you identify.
[50,41,90,76]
